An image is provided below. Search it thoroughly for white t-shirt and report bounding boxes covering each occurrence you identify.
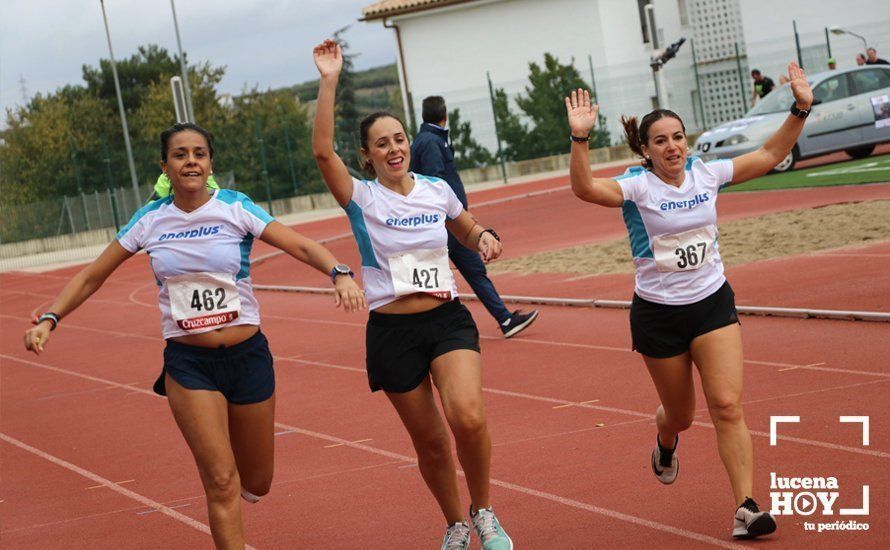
[617,156,734,305]
[116,189,274,338]
[343,173,465,310]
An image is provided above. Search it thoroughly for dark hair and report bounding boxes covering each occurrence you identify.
[620,109,686,169]
[358,111,408,177]
[160,123,214,161]
[751,69,762,77]
[422,96,447,124]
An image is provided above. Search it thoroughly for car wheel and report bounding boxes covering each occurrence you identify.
[845,144,875,159]
[771,145,798,173]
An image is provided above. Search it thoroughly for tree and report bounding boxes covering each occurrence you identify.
[448,108,493,169]
[82,45,182,115]
[493,53,610,161]
[491,88,534,162]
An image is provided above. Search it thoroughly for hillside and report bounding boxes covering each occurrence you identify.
[291,63,402,115]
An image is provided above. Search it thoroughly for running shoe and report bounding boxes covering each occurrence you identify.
[732,497,777,539]
[500,310,539,338]
[651,434,679,484]
[440,522,471,550]
[470,507,513,550]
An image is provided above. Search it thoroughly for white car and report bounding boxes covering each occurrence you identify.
[694,65,890,172]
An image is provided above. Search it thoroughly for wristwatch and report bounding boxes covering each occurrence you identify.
[330,263,354,284]
[480,228,501,242]
[790,103,810,119]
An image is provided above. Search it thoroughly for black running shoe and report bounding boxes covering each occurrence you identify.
[732,497,777,539]
[500,310,539,338]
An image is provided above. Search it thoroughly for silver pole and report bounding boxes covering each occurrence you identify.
[170,0,195,123]
[99,0,141,206]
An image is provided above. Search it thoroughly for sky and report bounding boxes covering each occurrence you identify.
[0,0,395,116]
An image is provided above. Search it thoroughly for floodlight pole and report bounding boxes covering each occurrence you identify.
[171,0,195,123]
[99,0,141,205]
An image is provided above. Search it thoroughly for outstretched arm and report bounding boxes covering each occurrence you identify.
[731,62,814,185]
[312,39,354,208]
[260,221,366,312]
[565,89,624,207]
[445,211,502,263]
[23,241,133,354]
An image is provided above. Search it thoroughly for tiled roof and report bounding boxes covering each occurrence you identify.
[361,0,479,20]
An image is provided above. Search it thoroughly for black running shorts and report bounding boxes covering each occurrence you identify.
[630,280,740,358]
[366,300,480,393]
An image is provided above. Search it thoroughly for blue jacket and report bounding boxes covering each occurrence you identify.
[410,123,468,209]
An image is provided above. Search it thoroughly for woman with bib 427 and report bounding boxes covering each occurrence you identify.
[312,40,513,550]
[564,62,813,539]
[23,123,366,549]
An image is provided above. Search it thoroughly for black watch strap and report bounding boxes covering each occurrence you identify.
[790,103,810,119]
[570,134,591,143]
[480,228,501,242]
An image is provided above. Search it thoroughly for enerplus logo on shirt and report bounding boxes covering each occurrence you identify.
[385,213,440,227]
[659,192,711,211]
[157,225,222,241]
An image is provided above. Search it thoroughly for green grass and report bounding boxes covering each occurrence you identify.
[725,153,890,192]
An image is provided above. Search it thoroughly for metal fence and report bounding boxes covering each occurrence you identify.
[1,172,235,244]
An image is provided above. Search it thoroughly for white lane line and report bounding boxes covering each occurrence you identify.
[0,432,244,547]
[137,503,192,516]
[2,355,745,546]
[87,479,134,490]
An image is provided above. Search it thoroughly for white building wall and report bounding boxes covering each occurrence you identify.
[387,0,655,150]
[370,0,890,151]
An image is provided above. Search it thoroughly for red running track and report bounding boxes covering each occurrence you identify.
[2,171,888,548]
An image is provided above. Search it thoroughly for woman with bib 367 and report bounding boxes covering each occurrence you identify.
[312,40,513,550]
[564,62,813,539]
[23,123,366,549]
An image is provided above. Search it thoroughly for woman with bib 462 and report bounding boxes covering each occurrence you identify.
[23,123,366,549]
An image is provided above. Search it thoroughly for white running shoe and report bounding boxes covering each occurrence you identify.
[651,434,679,484]
[441,522,471,550]
[471,507,513,550]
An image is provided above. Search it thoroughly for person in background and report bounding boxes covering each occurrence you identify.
[750,69,775,107]
[411,95,539,339]
[866,47,890,65]
[856,53,867,66]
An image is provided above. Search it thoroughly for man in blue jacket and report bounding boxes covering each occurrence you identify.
[411,96,538,338]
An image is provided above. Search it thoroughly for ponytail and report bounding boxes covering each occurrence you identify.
[621,109,686,170]
[620,116,650,169]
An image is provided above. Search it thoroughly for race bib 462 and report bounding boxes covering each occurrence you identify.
[167,272,241,331]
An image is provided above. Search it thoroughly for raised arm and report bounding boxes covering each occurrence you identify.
[730,62,814,185]
[23,241,133,354]
[565,89,624,207]
[260,221,366,312]
[312,40,354,208]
